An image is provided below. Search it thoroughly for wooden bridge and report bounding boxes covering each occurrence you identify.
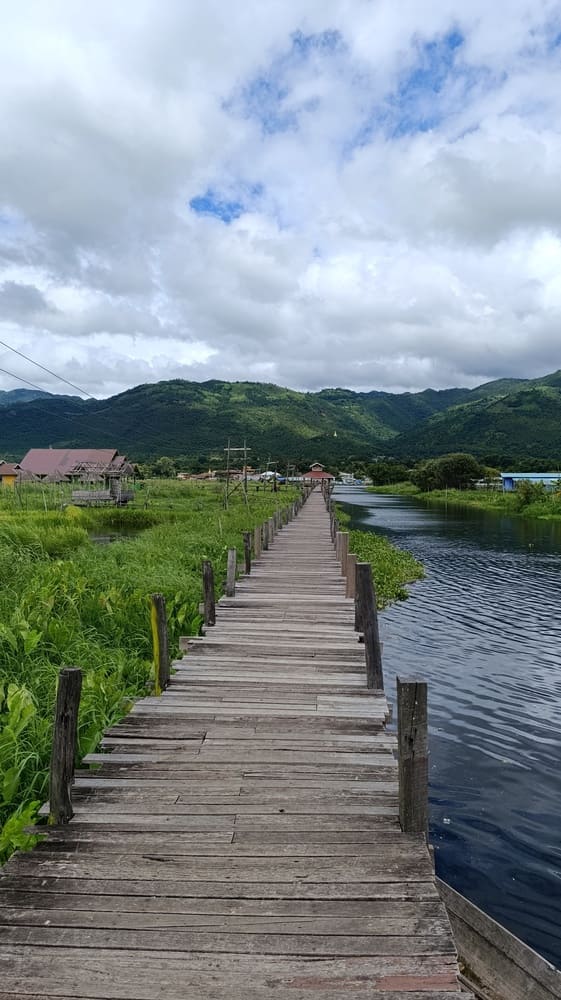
[0,490,471,999]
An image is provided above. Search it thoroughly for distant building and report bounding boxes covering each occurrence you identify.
[304,463,335,482]
[0,461,21,487]
[18,449,137,505]
[501,472,561,492]
[19,449,135,483]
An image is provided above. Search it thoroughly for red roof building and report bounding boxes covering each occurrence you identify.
[305,462,335,481]
[19,449,135,482]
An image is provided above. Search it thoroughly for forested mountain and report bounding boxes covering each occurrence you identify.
[0,388,56,406]
[0,372,560,465]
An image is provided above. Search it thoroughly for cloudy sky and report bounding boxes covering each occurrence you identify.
[1,1,561,398]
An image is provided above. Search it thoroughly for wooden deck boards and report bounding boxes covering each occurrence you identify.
[0,491,470,999]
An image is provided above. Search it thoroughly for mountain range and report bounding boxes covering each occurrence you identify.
[0,372,560,466]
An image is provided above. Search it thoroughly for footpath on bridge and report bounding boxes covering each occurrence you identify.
[0,490,470,999]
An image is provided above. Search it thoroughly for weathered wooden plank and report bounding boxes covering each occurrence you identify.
[0,892,447,919]
[0,924,456,956]
[0,945,465,999]
[28,833,425,857]
[0,874,441,900]
[6,853,437,882]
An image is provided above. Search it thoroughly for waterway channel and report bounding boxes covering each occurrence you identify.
[336,486,561,969]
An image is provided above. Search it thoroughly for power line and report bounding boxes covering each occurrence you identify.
[0,365,120,445]
[0,362,161,456]
[0,337,94,398]
[0,365,52,395]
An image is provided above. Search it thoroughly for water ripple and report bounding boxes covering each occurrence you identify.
[338,487,561,969]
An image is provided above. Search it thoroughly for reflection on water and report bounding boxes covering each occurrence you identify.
[337,487,561,968]
[89,529,140,545]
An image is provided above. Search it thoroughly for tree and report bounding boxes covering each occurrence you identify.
[152,456,177,478]
[411,453,483,491]
[436,453,483,489]
[368,460,409,485]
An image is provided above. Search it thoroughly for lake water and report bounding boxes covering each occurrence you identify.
[336,486,561,969]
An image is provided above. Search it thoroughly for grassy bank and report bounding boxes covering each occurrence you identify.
[0,479,298,861]
[370,482,561,520]
[368,482,420,495]
[336,506,424,606]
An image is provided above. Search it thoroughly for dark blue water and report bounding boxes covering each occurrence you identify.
[337,487,561,969]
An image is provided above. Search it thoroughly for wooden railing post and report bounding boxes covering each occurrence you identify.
[346,553,357,598]
[335,530,343,560]
[254,524,262,559]
[262,520,269,550]
[226,548,237,597]
[340,531,349,576]
[202,559,216,626]
[49,667,82,825]
[151,593,170,694]
[397,677,428,835]
[243,531,252,574]
[268,515,275,541]
[355,562,384,689]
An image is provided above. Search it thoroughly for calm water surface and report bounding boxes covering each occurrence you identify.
[337,487,561,968]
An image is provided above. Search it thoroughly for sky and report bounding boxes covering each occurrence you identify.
[1,1,561,399]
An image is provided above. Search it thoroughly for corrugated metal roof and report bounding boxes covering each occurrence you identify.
[501,472,561,478]
[0,463,21,476]
[20,449,119,477]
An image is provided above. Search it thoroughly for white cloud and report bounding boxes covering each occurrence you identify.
[1,1,561,398]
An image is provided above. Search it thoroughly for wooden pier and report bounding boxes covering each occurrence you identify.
[0,491,470,999]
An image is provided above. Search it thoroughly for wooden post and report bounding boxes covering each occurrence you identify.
[335,530,343,560]
[346,553,357,598]
[226,548,237,597]
[243,531,252,574]
[262,521,269,550]
[397,677,428,835]
[202,559,216,627]
[150,593,170,694]
[253,524,262,559]
[340,531,349,576]
[268,515,275,540]
[49,667,82,825]
[355,562,384,689]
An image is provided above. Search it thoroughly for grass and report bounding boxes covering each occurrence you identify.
[370,483,561,519]
[336,506,424,607]
[0,478,299,861]
[368,482,420,495]
[369,479,561,521]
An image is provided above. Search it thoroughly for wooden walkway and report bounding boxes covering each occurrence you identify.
[0,491,470,999]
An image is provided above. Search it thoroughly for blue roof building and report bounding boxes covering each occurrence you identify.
[501,472,561,492]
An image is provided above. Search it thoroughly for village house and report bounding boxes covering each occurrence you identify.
[304,462,335,483]
[0,461,22,487]
[19,449,137,505]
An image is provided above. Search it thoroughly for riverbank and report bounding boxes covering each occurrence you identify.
[336,503,424,605]
[369,482,561,520]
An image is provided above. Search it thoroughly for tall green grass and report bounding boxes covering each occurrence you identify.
[336,506,424,606]
[0,480,298,861]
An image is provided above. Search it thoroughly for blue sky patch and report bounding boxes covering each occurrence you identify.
[230,28,345,135]
[190,183,264,224]
[343,28,476,152]
[391,29,465,135]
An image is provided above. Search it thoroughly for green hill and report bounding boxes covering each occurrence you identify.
[392,375,561,462]
[2,371,561,466]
